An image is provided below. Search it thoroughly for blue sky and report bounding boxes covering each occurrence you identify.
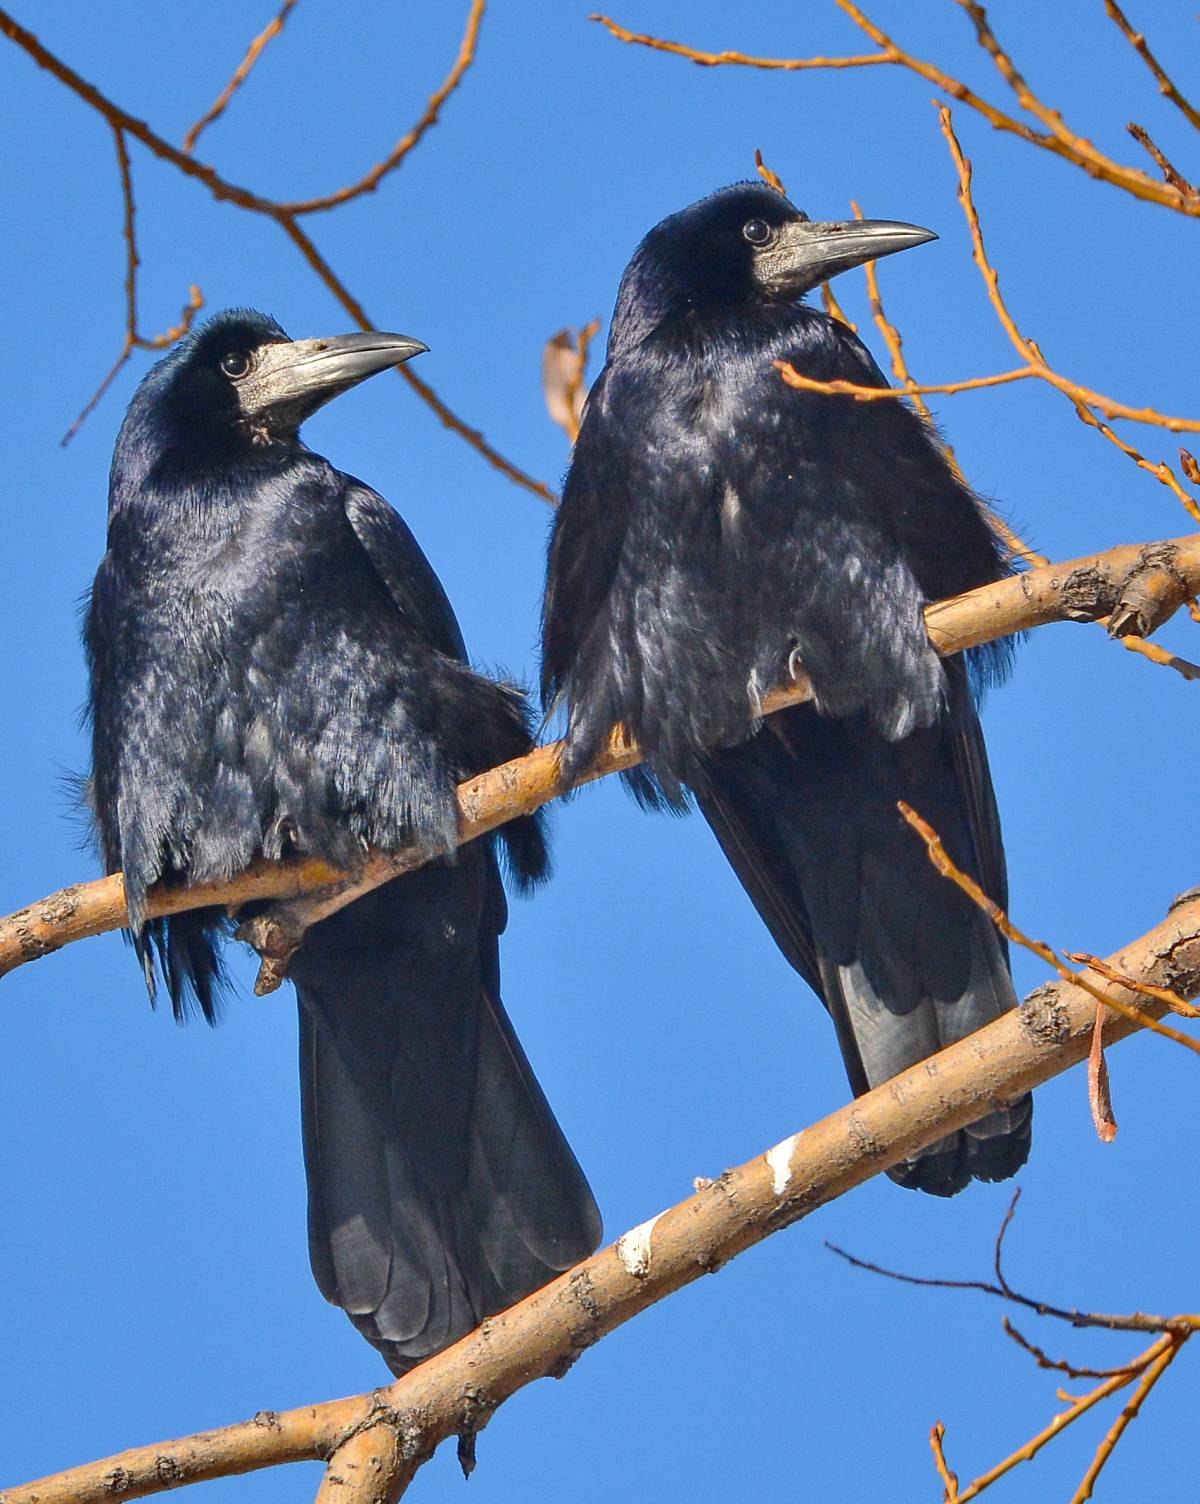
[2,2,1198,1500]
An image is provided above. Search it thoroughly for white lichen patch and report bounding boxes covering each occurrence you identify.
[765,1133,800,1196]
[616,1213,662,1278]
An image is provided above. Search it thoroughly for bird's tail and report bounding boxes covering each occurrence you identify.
[695,676,1031,1197]
[291,854,600,1373]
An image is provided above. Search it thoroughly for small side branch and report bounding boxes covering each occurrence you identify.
[1125,121,1199,198]
[898,801,1200,1061]
[1069,1335,1184,1502]
[277,0,486,215]
[1103,0,1200,132]
[182,0,301,154]
[774,107,1200,438]
[314,1423,414,1504]
[62,125,203,446]
[589,13,892,71]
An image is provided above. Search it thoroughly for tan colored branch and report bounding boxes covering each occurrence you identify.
[899,801,1200,1059]
[847,206,1043,566]
[1068,1335,1185,1503]
[779,105,1200,560]
[275,0,485,215]
[314,1424,414,1504]
[778,359,1035,404]
[1,532,1197,987]
[939,1333,1180,1503]
[774,107,1200,438]
[275,215,557,503]
[1103,0,1200,133]
[1125,121,1199,199]
[589,13,892,71]
[61,127,203,447]
[592,4,1200,214]
[4,890,1199,1504]
[182,0,300,155]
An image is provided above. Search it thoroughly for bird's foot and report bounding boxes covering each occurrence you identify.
[234,908,307,995]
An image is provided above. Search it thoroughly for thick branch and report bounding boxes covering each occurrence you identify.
[314,1424,413,1504]
[5,890,1199,1504]
[1,533,1197,984]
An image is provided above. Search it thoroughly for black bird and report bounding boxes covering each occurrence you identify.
[87,309,600,1371]
[542,183,1031,1195]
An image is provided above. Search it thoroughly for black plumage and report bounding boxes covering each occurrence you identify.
[87,309,600,1371]
[543,183,1031,1195]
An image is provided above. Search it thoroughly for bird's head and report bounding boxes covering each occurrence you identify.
[115,309,427,477]
[610,182,935,350]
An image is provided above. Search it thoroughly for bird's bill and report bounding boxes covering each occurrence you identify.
[239,332,428,421]
[757,219,937,295]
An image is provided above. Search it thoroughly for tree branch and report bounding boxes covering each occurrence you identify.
[592,3,1200,214]
[182,0,300,155]
[775,108,1200,443]
[315,1423,413,1504]
[1102,0,1200,133]
[273,0,485,216]
[4,888,1199,1503]
[1,533,1197,987]
[0,5,553,499]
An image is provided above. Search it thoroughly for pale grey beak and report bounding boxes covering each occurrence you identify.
[239,331,429,424]
[757,219,937,296]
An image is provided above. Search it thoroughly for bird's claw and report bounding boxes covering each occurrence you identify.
[235,910,305,995]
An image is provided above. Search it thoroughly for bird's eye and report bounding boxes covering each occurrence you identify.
[742,219,772,246]
[220,351,251,379]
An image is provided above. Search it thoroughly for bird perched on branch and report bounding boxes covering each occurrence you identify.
[86,309,600,1372]
[542,183,1031,1195]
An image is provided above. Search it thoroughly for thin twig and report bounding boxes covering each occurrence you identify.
[62,126,203,445]
[774,107,1200,435]
[930,1422,961,1502]
[1067,952,1200,1018]
[590,13,892,71]
[819,279,857,331]
[1064,388,1200,529]
[182,0,300,154]
[828,1201,1200,1336]
[1103,0,1200,131]
[1069,1334,1186,1502]
[898,800,1200,1059]
[951,1337,1175,1502]
[846,199,1043,565]
[1126,121,1199,197]
[1002,1319,1158,1381]
[753,148,788,196]
[275,0,486,215]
